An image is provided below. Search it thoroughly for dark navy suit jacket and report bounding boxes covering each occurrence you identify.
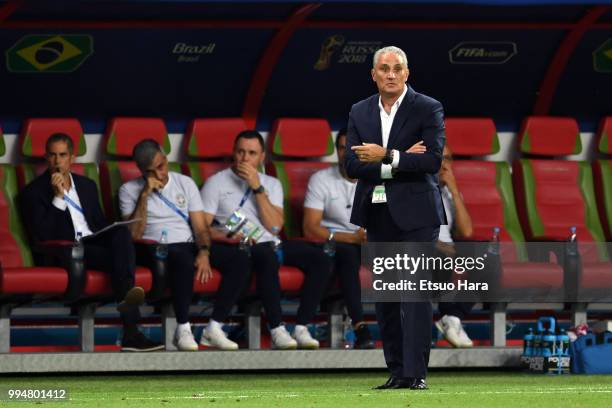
[344,86,447,232]
[19,170,108,243]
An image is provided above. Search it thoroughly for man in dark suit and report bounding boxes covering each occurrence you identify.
[345,46,446,390]
[20,133,162,352]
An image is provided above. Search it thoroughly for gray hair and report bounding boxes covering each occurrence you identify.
[373,46,408,68]
[133,139,164,171]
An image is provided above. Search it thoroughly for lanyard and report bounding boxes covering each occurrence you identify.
[238,188,252,208]
[64,194,85,215]
[155,191,189,223]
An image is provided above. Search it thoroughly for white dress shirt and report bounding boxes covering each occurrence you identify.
[51,173,93,239]
[378,85,406,179]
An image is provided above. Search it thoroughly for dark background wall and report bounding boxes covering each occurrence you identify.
[0,0,611,133]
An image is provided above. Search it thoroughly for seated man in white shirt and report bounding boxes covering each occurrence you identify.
[434,145,475,348]
[119,139,222,351]
[302,128,375,349]
[200,130,334,350]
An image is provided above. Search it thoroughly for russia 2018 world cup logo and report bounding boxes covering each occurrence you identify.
[314,35,345,71]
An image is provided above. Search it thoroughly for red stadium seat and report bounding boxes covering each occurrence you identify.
[512,116,610,289]
[182,118,247,187]
[445,117,563,289]
[269,118,334,157]
[184,118,247,159]
[267,118,334,238]
[19,118,86,158]
[104,117,170,158]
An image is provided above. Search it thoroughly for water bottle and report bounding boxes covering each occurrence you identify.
[155,229,168,259]
[567,226,578,256]
[271,226,284,264]
[343,316,355,349]
[523,328,534,357]
[323,229,336,257]
[72,231,84,260]
[542,329,556,358]
[556,329,570,357]
[487,226,501,256]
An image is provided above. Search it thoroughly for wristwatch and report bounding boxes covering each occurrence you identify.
[198,244,210,255]
[252,185,266,194]
[381,149,394,165]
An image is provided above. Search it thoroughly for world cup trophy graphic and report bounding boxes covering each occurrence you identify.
[314,35,345,71]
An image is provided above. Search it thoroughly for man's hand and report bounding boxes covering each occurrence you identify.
[50,172,67,197]
[351,143,387,163]
[143,176,164,196]
[439,161,458,192]
[235,162,261,189]
[355,228,367,243]
[406,141,426,154]
[195,250,213,284]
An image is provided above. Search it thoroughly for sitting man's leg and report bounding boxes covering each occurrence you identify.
[201,243,252,350]
[166,243,199,351]
[83,226,162,352]
[250,242,297,350]
[334,242,375,349]
[283,240,334,349]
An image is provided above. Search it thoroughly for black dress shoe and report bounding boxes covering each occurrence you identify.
[410,378,428,390]
[372,376,412,390]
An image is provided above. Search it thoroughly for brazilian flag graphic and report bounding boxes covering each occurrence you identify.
[6,35,93,73]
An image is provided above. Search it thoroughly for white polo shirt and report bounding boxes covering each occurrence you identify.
[304,166,360,234]
[200,167,283,243]
[119,171,204,243]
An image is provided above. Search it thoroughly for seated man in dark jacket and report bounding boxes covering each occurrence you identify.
[19,133,162,352]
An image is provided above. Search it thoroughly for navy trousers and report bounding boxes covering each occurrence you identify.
[366,203,439,380]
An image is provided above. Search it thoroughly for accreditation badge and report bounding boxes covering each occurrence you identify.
[372,184,387,204]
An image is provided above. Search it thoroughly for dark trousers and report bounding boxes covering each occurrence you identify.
[334,242,365,324]
[164,243,198,324]
[438,302,474,320]
[231,240,333,328]
[367,203,439,380]
[208,243,252,322]
[283,240,333,325]
[80,226,139,330]
[146,243,252,325]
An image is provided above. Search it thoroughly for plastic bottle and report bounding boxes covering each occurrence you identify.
[72,231,84,260]
[323,229,336,257]
[343,316,355,349]
[487,226,501,256]
[557,330,570,357]
[542,329,556,358]
[567,226,578,256]
[271,226,284,264]
[523,328,534,357]
[155,229,168,259]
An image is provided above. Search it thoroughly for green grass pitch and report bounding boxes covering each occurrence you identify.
[1,371,611,407]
